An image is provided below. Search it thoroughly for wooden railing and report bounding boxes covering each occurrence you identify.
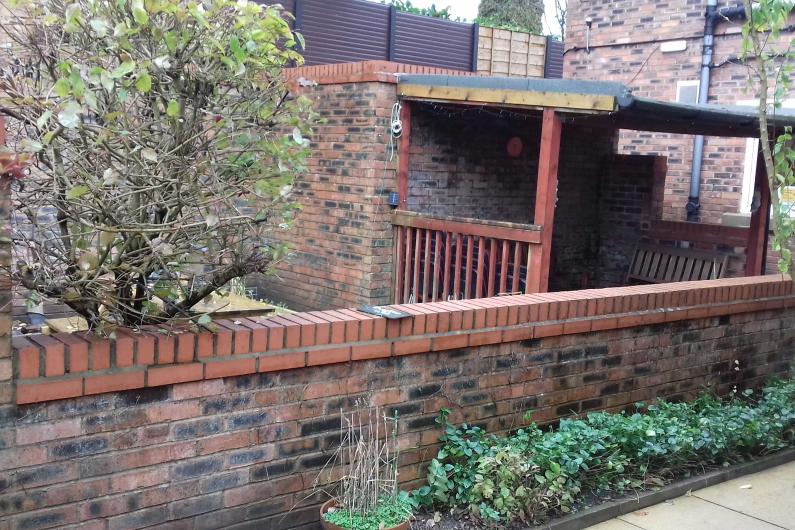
[392,211,542,304]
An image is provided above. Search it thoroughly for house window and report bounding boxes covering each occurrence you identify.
[738,99,795,215]
[676,80,700,104]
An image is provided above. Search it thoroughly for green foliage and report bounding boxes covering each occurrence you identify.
[323,493,414,530]
[3,0,315,328]
[741,0,795,273]
[477,0,543,35]
[415,379,795,525]
[384,0,454,20]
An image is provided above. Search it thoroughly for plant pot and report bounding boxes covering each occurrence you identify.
[319,499,411,530]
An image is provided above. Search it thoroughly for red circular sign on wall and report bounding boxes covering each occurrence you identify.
[506,136,523,158]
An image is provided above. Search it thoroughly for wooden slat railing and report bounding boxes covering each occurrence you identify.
[392,211,542,304]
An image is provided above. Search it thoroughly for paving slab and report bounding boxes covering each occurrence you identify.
[586,519,643,529]
[587,461,795,530]
[617,495,783,530]
[692,461,795,529]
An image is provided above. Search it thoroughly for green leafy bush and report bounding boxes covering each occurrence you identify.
[323,493,413,530]
[414,379,795,525]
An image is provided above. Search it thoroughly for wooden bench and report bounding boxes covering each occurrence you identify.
[627,244,730,284]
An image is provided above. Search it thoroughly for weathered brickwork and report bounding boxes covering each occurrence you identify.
[255,62,479,311]
[254,80,399,311]
[2,275,794,529]
[564,0,785,226]
[550,122,618,291]
[597,155,657,286]
[407,104,542,223]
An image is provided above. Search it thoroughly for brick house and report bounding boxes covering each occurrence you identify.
[564,0,795,272]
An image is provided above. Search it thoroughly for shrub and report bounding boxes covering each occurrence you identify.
[1,0,314,329]
[415,379,795,525]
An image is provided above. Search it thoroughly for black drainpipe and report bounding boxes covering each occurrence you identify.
[687,2,747,221]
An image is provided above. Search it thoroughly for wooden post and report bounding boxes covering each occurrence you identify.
[397,101,411,209]
[528,109,562,293]
[746,145,771,276]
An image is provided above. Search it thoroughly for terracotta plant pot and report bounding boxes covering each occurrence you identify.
[319,499,411,530]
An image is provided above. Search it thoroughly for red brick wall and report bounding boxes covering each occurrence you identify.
[255,80,400,311]
[563,0,771,224]
[256,62,479,311]
[549,122,618,291]
[3,276,795,529]
[597,154,657,286]
[407,104,542,223]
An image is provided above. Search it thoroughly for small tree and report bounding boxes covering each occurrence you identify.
[477,0,544,35]
[1,0,314,329]
[742,0,795,274]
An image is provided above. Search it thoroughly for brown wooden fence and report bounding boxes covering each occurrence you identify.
[392,211,542,303]
[270,0,477,71]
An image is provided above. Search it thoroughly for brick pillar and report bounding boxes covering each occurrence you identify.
[0,115,12,406]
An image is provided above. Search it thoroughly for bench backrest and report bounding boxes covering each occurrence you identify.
[627,244,730,284]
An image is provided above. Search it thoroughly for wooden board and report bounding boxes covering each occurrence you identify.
[398,83,616,112]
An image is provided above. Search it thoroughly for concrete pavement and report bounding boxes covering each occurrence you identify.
[587,461,795,530]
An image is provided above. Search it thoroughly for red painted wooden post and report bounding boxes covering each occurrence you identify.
[397,101,411,209]
[528,109,562,293]
[746,146,771,276]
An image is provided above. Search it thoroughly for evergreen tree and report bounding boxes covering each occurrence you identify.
[478,0,544,34]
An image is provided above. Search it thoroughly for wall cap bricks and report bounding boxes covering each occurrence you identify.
[12,275,794,404]
[285,60,474,87]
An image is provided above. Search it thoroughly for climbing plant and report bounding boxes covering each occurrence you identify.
[0,0,315,329]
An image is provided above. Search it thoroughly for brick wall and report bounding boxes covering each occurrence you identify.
[597,154,657,286]
[407,104,541,223]
[549,122,618,291]
[3,275,795,529]
[563,0,786,226]
[253,62,480,311]
[254,79,399,312]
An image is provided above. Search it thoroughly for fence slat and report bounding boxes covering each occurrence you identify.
[454,234,463,300]
[476,237,486,298]
[525,244,533,294]
[422,228,431,302]
[395,226,405,303]
[432,231,442,302]
[487,238,497,297]
[403,228,412,303]
[443,233,452,301]
[499,239,509,295]
[465,234,474,299]
[413,228,422,302]
[512,241,521,293]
